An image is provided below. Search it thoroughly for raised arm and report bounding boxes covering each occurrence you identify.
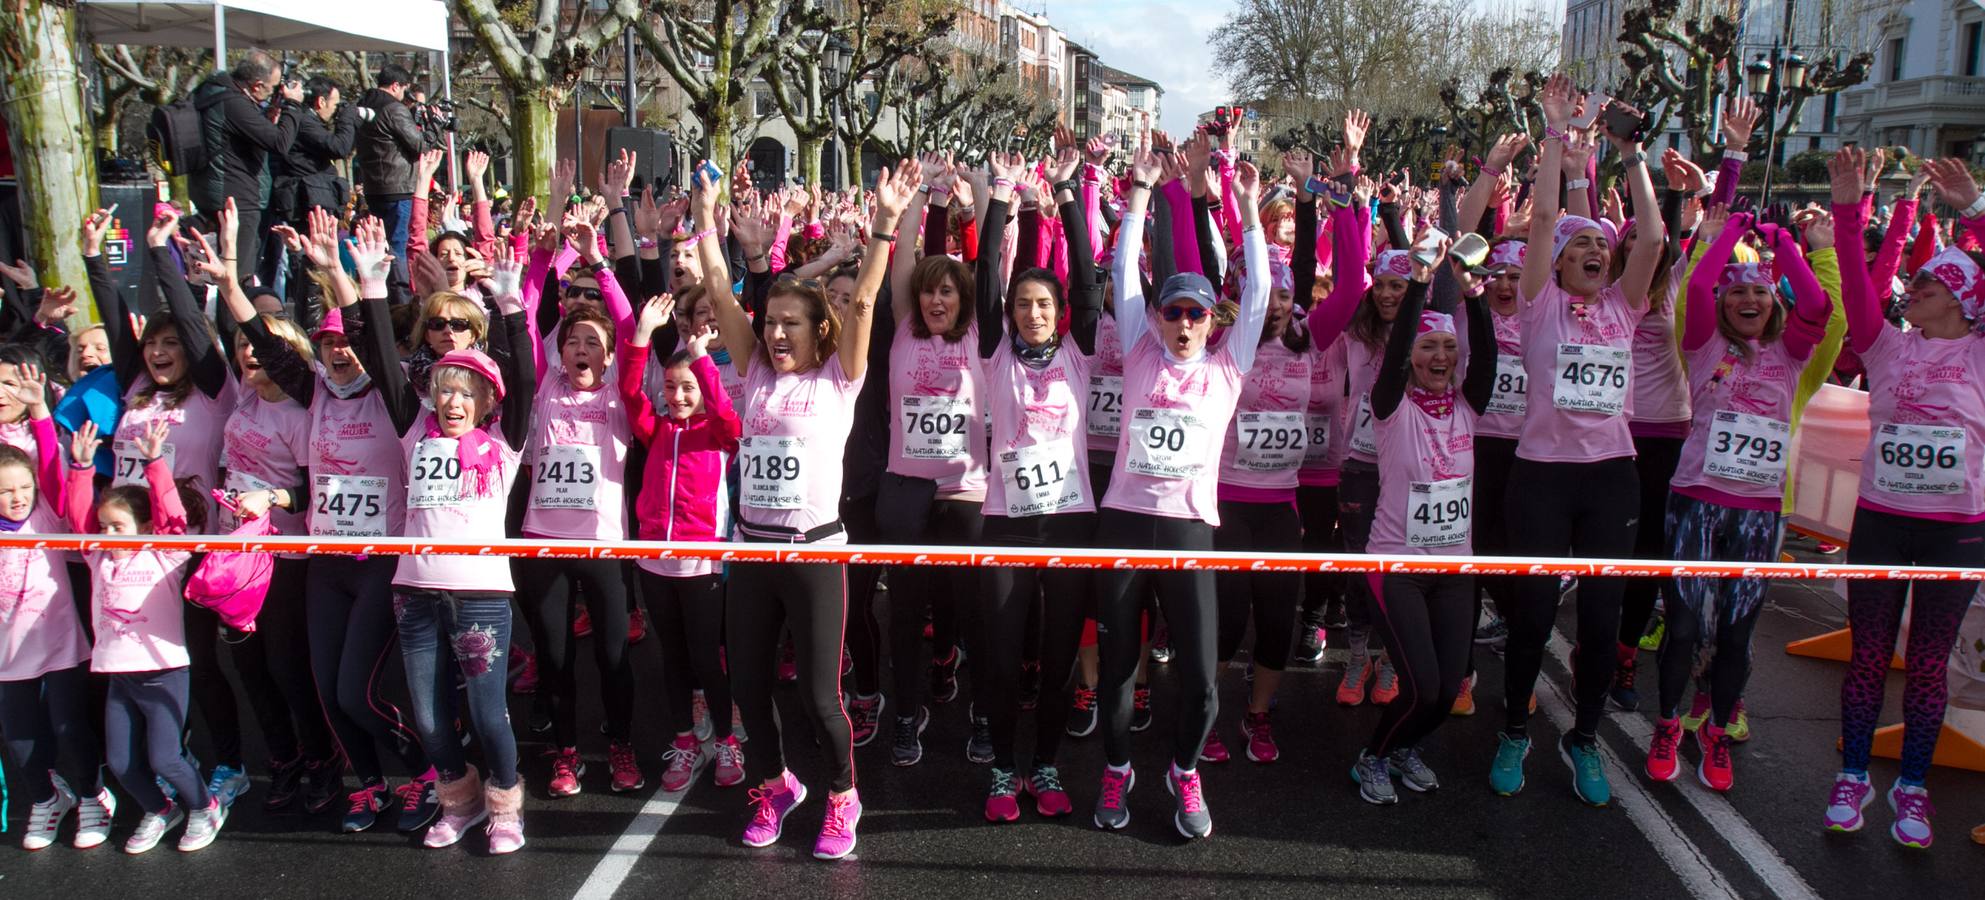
[1371,278,1429,420]
[978,152,1025,359]
[1769,224,1832,361]
[1827,147,1885,355]
[1228,162,1271,375]
[1611,123,1664,312]
[1309,172,1374,348]
[1112,136,1166,350]
[347,218,421,433]
[1521,78,1575,303]
[693,167,755,381]
[84,208,142,393]
[845,162,921,382]
[153,219,225,399]
[1051,146,1102,355]
[1682,207,1747,352]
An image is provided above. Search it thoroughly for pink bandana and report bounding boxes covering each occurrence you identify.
[1417,309,1456,337]
[1374,249,1412,280]
[1486,240,1526,271]
[1717,262,1776,293]
[1551,215,1606,263]
[1918,247,1985,324]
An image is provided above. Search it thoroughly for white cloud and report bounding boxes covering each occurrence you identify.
[1041,0,1238,135]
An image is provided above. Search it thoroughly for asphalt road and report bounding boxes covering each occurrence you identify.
[3,566,1981,899]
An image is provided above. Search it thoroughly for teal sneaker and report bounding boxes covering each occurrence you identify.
[1559,733,1611,807]
[1489,732,1530,796]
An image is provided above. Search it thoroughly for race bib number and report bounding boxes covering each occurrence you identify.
[899,395,972,461]
[530,444,602,510]
[1125,408,1212,480]
[1874,423,1967,496]
[998,440,1085,517]
[112,441,177,487]
[1302,413,1333,466]
[1703,411,1790,487]
[408,439,464,510]
[1086,375,1124,438]
[1234,411,1306,473]
[739,436,806,510]
[1488,353,1529,416]
[1349,394,1377,458]
[1553,343,1630,415]
[1406,477,1471,549]
[311,474,389,536]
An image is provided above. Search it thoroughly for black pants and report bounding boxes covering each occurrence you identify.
[877,473,985,713]
[514,556,635,746]
[1366,573,1474,755]
[0,663,102,803]
[1215,499,1303,670]
[106,668,210,815]
[1619,434,1684,646]
[306,554,425,783]
[728,557,855,792]
[187,561,333,770]
[1296,485,1343,631]
[1093,508,1217,770]
[981,512,1094,769]
[1336,460,1381,658]
[642,570,731,738]
[1503,456,1639,738]
[842,492,885,697]
[1471,436,1521,621]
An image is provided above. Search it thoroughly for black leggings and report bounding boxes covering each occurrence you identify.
[981,512,1094,769]
[1215,499,1303,670]
[0,664,102,803]
[1471,437,1520,620]
[1504,456,1639,739]
[1093,508,1217,770]
[842,492,885,697]
[514,556,634,746]
[1337,461,1381,659]
[641,569,731,738]
[1296,485,1344,630]
[1619,434,1684,645]
[306,554,425,783]
[186,561,332,770]
[877,473,985,712]
[105,668,210,814]
[1365,574,1474,755]
[728,556,855,792]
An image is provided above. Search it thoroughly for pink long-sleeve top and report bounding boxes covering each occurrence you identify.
[621,351,740,577]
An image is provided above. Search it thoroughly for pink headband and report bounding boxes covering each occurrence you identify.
[1487,240,1526,271]
[1374,250,1412,280]
[1918,247,1985,323]
[1417,310,1456,338]
[1551,215,1605,263]
[1717,262,1776,293]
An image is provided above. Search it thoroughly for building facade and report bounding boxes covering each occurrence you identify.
[1836,0,1985,162]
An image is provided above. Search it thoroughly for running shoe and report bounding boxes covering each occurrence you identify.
[1638,615,1666,651]
[1559,733,1611,807]
[691,689,712,742]
[22,779,78,850]
[892,706,930,767]
[1372,656,1400,704]
[1018,659,1042,710]
[967,706,994,764]
[1474,614,1509,647]
[778,638,798,683]
[1337,657,1373,706]
[572,602,594,638]
[304,755,344,814]
[396,774,440,833]
[265,756,305,811]
[1200,728,1232,764]
[610,740,645,793]
[627,607,648,645]
[547,747,585,797]
[1822,771,1873,832]
[1680,691,1712,732]
[1166,764,1212,838]
[423,773,489,848]
[123,801,184,854]
[1028,764,1072,817]
[742,771,807,848]
[1697,723,1735,792]
[1646,717,1683,782]
[985,767,1021,822]
[848,692,885,747]
[342,780,388,833]
[1295,626,1327,664]
[75,786,115,849]
[1093,767,1134,830]
[1451,674,1477,716]
[178,797,228,852]
[206,763,250,810]
[1150,623,1173,664]
[1351,750,1398,805]
[814,789,862,860]
[1489,732,1530,796]
[713,735,746,787]
[1131,685,1154,732]
[1888,782,1934,849]
[660,735,699,792]
[930,646,962,704]
[1816,542,1842,555]
[1726,700,1753,743]
[510,649,539,694]
[1388,747,1439,792]
[1067,686,1099,737]
[1608,642,1640,711]
[1243,711,1279,763]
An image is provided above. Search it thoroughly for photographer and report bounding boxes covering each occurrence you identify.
[356,64,428,288]
[191,48,302,287]
[273,75,357,226]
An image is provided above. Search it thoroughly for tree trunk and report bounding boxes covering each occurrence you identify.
[795,135,821,187]
[0,1,98,321]
[846,136,864,189]
[509,85,559,205]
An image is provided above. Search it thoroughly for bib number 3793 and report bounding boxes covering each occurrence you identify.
[1703,411,1789,487]
[1874,422,1966,496]
[1553,343,1630,415]
[1125,408,1210,480]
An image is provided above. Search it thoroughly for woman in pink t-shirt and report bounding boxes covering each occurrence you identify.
[1491,77,1670,810]
[1090,143,1270,841]
[1642,208,1831,793]
[700,162,906,860]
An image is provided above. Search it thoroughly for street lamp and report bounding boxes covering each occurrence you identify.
[1750,49,1811,208]
[826,41,852,191]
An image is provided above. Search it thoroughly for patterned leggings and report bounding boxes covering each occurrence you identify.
[1839,507,1985,783]
[1659,492,1781,724]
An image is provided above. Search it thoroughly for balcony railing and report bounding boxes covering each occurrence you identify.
[1841,75,1985,116]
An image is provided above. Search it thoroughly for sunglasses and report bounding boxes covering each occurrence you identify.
[564,286,603,302]
[1160,305,1210,322]
[426,317,474,334]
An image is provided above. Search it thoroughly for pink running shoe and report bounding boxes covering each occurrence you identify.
[1888,782,1935,848]
[1199,728,1231,764]
[1027,764,1072,817]
[546,747,584,798]
[1242,711,1279,763]
[661,734,701,793]
[1822,772,1873,832]
[814,790,862,860]
[712,735,746,787]
[985,768,1020,823]
[741,771,807,848]
[609,741,644,793]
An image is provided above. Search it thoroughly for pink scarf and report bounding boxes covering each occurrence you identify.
[425,414,505,500]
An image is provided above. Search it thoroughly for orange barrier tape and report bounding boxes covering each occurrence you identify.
[7,533,1980,581]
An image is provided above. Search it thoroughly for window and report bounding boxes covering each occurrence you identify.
[753,90,776,117]
[1965,23,1983,77]
[1888,37,1905,81]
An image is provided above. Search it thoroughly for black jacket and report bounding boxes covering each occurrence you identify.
[355,88,425,199]
[273,104,358,219]
[191,73,300,214]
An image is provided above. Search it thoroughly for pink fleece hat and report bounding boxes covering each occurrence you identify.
[1551,215,1606,263]
[433,348,506,404]
[1717,262,1776,294]
[1417,309,1456,338]
[1486,240,1527,272]
[1917,246,1985,323]
[312,307,346,340]
[1374,249,1412,280]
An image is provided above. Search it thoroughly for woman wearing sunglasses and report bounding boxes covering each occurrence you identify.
[1089,139,1270,840]
[409,291,488,398]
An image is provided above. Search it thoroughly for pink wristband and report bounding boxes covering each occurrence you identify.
[689,228,716,244]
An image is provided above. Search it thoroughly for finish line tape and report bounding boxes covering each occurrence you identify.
[5,533,1973,582]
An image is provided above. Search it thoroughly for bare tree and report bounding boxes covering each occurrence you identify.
[766,0,953,186]
[91,45,209,157]
[1212,0,1475,125]
[1,0,97,302]
[634,0,799,176]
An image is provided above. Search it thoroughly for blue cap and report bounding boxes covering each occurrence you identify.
[1157,272,1217,309]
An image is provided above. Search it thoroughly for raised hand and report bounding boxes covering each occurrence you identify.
[1561,129,1598,174]
[70,420,100,468]
[465,149,490,185]
[136,419,171,463]
[604,147,636,198]
[1662,148,1706,194]
[1924,157,1983,212]
[1794,207,1835,251]
[82,207,114,257]
[635,293,675,340]
[35,286,76,325]
[1722,97,1760,152]
[145,206,181,249]
[1048,145,1082,185]
[9,360,46,418]
[1539,73,1575,128]
[551,157,578,204]
[1130,133,1164,187]
[1696,203,1734,244]
[685,324,718,359]
[347,216,393,292]
[487,242,523,299]
[1827,146,1866,206]
[1283,149,1315,185]
[873,160,922,224]
[269,224,305,254]
[416,148,445,183]
[0,257,34,291]
[1342,108,1371,156]
[303,207,342,269]
[1485,133,1529,173]
[1231,159,1262,208]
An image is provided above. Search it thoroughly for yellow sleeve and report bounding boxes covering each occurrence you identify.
[1783,247,1846,514]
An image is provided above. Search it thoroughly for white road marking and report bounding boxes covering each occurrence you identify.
[571,757,707,900]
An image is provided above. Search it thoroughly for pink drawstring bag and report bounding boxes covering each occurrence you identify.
[184,493,277,634]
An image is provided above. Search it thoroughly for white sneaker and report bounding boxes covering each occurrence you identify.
[178,798,228,852]
[23,779,79,850]
[75,788,117,849]
[124,802,185,854]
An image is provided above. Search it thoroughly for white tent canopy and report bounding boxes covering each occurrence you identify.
[77,0,451,55]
